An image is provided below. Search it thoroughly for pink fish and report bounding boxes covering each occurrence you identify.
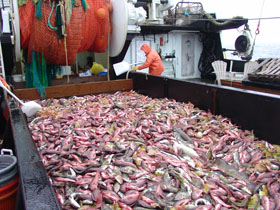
[86,189,103,210]
[269,181,280,195]
[75,177,92,185]
[261,196,276,210]
[210,188,227,196]
[195,205,213,210]
[102,190,120,202]
[191,187,203,200]
[129,171,149,180]
[90,171,100,191]
[250,150,263,164]
[256,171,277,182]
[55,177,76,183]
[140,194,157,206]
[174,199,191,208]
[56,192,65,206]
[118,202,133,210]
[113,160,137,168]
[121,179,147,192]
[210,193,232,208]
[240,150,251,163]
[223,153,233,162]
[155,183,168,199]
[120,190,140,205]
[214,204,222,210]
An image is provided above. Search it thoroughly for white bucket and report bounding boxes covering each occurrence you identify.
[113,61,131,76]
[113,61,142,76]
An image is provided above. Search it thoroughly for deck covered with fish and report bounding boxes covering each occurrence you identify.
[6,73,280,210]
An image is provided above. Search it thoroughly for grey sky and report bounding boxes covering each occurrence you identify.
[199,0,280,45]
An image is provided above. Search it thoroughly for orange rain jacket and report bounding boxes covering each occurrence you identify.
[138,44,164,76]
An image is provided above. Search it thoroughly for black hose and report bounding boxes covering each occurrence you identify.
[198,34,218,77]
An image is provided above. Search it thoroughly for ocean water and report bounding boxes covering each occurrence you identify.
[224,43,280,61]
[252,43,280,60]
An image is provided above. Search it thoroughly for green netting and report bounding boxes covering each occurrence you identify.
[81,0,88,11]
[41,53,48,86]
[31,51,46,98]
[35,0,42,19]
[25,62,33,88]
[18,0,28,7]
[25,50,62,96]
[55,3,63,39]
[24,51,48,99]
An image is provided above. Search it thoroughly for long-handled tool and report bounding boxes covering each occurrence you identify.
[0,81,42,117]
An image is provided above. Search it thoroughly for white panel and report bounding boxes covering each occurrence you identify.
[109,0,128,57]
[123,31,203,79]
[0,0,10,8]
[181,34,195,77]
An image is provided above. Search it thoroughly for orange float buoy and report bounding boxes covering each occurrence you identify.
[96,37,105,48]
[97,8,106,19]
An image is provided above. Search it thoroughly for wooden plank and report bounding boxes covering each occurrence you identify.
[261,59,277,74]
[14,79,133,100]
[269,60,280,74]
[13,75,108,89]
[255,58,272,73]
[221,79,280,95]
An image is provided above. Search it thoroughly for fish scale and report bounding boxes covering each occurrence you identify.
[28,91,280,210]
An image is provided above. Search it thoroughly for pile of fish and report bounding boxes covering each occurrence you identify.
[28,91,280,210]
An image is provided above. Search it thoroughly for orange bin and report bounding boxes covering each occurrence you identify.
[0,176,18,210]
[0,150,18,210]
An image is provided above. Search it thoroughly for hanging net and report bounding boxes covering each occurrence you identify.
[20,0,112,66]
[78,0,97,52]
[25,51,47,99]
[27,1,84,66]
[88,0,111,53]
[19,0,35,49]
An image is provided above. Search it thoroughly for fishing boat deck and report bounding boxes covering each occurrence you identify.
[3,73,280,210]
[221,79,280,95]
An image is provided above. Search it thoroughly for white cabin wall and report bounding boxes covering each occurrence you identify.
[123,31,203,79]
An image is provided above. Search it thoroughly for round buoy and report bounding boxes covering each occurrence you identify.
[97,8,106,19]
[96,37,105,48]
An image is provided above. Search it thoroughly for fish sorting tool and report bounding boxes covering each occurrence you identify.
[0,80,42,117]
[28,91,280,209]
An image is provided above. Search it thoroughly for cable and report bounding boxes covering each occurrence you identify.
[167,16,280,22]
[241,0,266,60]
[126,69,132,80]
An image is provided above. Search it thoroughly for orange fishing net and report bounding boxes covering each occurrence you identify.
[19,0,35,49]
[28,2,83,65]
[20,0,112,66]
[88,0,111,53]
[78,0,97,52]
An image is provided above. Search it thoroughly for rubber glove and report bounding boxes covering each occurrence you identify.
[133,66,138,71]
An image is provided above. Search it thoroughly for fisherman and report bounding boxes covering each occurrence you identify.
[133,43,164,76]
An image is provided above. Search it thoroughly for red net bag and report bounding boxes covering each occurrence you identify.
[28,2,84,66]
[78,0,97,52]
[88,0,110,53]
[19,0,35,49]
